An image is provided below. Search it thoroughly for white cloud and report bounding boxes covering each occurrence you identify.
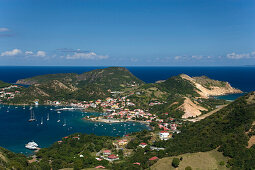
[64,52,108,60]
[226,51,255,59]
[25,51,33,55]
[36,51,46,57]
[226,52,251,59]
[1,49,22,56]
[174,56,182,60]
[0,28,9,32]
[191,55,203,59]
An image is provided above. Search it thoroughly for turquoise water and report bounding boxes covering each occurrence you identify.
[215,93,246,101]
[0,105,148,154]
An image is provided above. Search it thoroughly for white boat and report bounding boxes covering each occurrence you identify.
[25,141,38,150]
[47,113,49,121]
[40,117,43,125]
[28,110,36,122]
[57,111,61,114]
[63,119,66,126]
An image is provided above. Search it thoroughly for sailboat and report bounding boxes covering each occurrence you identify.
[63,119,66,127]
[28,110,36,122]
[41,117,43,125]
[47,113,49,121]
[57,114,61,122]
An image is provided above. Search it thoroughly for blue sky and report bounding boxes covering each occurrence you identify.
[0,0,254,66]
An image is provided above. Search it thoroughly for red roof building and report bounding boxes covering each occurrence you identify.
[108,154,119,159]
[149,156,159,161]
[95,165,105,169]
[103,150,111,155]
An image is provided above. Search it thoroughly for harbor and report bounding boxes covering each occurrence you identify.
[0,104,148,155]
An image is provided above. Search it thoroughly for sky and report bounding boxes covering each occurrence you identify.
[0,0,255,66]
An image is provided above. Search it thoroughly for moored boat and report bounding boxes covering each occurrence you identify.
[25,141,38,150]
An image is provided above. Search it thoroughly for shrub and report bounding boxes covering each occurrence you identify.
[172,158,180,168]
[185,166,192,170]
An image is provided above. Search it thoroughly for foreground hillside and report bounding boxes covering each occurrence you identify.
[0,147,28,169]
[154,92,255,169]
[151,149,229,170]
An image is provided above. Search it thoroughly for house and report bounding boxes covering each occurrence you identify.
[159,131,170,140]
[96,158,102,161]
[117,139,128,146]
[139,143,147,148]
[149,156,159,161]
[103,150,111,156]
[95,165,105,169]
[133,162,141,165]
[108,154,119,161]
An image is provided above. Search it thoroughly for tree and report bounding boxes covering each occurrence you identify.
[172,158,180,168]
[185,166,192,170]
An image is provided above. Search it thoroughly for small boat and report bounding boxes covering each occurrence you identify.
[28,110,36,122]
[57,114,60,122]
[40,117,43,125]
[25,141,38,150]
[57,111,61,114]
[29,106,33,110]
[47,113,49,121]
[63,119,66,126]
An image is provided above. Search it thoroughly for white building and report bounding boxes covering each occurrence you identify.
[159,131,170,140]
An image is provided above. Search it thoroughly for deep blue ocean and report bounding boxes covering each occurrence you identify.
[0,66,254,92]
[0,66,254,154]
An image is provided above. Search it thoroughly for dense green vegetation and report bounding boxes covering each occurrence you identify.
[10,67,144,104]
[35,133,115,170]
[0,80,10,88]
[154,92,255,169]
[0,147,28,169]
[157,75,199,97]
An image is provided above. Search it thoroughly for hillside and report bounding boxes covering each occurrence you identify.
[0,80,10,88]
[180,74,242,98]
[5,68,242,119]
[11,67,144,104]
[154,92,255,169]
[0,147,28,169]
[151,149,229,170]
[16,67,143,91]
[127,74,240,118]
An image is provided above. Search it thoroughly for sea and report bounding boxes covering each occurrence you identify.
[0,66,254,154]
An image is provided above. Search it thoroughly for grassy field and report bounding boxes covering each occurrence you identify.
[150,149,229,170]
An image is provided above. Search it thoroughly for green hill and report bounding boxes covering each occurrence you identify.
[0,147,28,169]
[154,92,255,169]
[8,68,241,120]
[11,67,144,104]
[0,80,10,88]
